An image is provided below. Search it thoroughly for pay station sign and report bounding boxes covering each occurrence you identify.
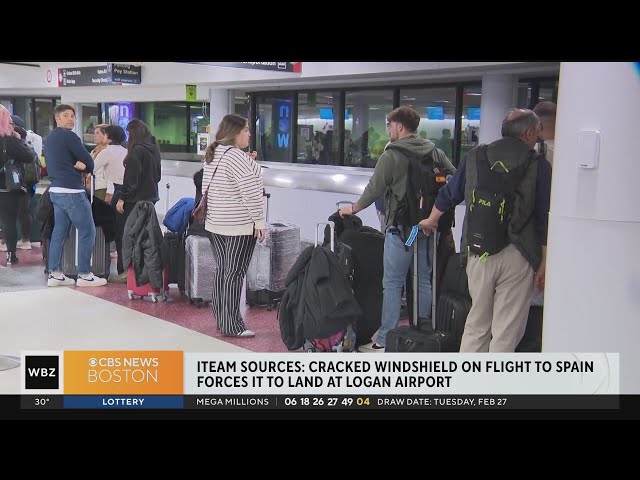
[58,64,141,87]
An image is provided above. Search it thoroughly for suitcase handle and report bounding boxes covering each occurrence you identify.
[412,226,437,328]
[316,221,335,252]
[263,189,270,223]
[336,200,354,208]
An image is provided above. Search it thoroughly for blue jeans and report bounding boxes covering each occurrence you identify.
[377,226,432,347]
[48,192,95,275]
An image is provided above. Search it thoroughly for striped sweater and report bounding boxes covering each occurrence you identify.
[203,145,265,236]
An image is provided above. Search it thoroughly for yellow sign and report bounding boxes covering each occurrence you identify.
[186,84,197,102]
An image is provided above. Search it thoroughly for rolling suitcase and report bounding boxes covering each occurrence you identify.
[386,230,457,353]
[126,265,169,302]
[434,253,472,351]
[58,175,111,280]
[184,234,216,307]
[304,221,356,353]
[246,191,301,310]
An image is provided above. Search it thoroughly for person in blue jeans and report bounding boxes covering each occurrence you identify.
[43,104,107,287]
[339,106,455,351]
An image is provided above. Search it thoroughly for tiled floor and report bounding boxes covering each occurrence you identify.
[0,242,295,394]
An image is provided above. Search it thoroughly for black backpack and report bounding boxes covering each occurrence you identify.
[467,144,536,258]
[387,144,453,242]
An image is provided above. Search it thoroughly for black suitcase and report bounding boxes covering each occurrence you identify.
[516,306,543,352]
[435,292,471,352]
[387,229,456,352]
[163,231,185,291]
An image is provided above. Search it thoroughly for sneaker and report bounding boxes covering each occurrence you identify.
[108,272,128,283]
[16,239,32,250]
[224,329,255,338]
[0,240,6,252]
[358,342,385,353]
[76,273,108,287]
[47,272,75,287]
[6,252,18,265]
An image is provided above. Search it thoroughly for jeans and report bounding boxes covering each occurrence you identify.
[48,192,95,275]
[377,226,432,347]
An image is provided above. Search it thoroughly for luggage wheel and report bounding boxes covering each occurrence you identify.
[127,290,134,300]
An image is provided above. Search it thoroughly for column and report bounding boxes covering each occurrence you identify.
[543,62,640,393]
[478,74,516,144]
[208,89,232,136]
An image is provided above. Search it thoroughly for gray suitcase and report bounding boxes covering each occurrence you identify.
[59,175,111,280]
[185,234,216,307]
[61,226,111,279]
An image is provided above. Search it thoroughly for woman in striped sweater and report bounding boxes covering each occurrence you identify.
[203,114,265,338]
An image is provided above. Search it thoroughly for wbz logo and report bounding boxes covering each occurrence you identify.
[25,356,59,389]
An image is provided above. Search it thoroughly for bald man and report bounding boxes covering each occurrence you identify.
[418,109,552,352]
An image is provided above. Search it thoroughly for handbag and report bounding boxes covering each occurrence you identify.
[191,147,233,225]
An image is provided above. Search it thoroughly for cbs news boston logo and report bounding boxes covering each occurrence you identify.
[64,351,183,395]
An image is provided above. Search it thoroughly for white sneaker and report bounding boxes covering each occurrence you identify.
[16,239,32,250]
[48,273,76,287]
[0,240,6,252]
[358,342,385,353]
[76,273,108,287]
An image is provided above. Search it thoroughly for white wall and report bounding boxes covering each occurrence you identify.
[543,62,640,393]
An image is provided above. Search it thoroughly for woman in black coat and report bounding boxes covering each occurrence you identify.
[0,106,36,265]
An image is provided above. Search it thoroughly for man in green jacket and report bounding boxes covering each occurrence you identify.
[339,106,455,351]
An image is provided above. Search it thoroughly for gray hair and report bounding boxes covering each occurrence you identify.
[501,109,540,138]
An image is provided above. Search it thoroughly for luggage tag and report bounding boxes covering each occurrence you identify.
[405,225,419,247]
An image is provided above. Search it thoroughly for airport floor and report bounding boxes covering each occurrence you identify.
[0,242,291,394]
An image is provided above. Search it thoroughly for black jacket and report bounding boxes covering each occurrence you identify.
[122,201,165,289]
[279,245,362,350]
[120,139,162,204]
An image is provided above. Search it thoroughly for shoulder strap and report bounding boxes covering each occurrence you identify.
[202,146,234,194]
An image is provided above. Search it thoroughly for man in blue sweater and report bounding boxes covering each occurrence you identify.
[44,104,107,287]
[419,109,551,352]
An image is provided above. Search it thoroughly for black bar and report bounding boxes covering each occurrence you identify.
[183,395,619,410]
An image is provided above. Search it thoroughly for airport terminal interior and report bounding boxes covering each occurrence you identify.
[0,61,637,395]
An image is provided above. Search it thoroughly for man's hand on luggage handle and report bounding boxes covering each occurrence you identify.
[116,199,125,214]
[255,228,266,242]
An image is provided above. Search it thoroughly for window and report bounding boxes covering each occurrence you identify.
[255,93,293,163]
[35,98,56,139]
[460,86,482,162]
[297,91,341,165]
[400,87,457,161]
[81,103,101,144]
[139,102,188,153]
[345,89,393,168]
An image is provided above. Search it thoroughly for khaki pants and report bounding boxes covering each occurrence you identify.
[460,244,534,352]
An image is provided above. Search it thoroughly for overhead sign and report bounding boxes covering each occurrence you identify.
[183,62,301,73]
[57,64,142,87]
[110,64,141,84]
[58,66,111,87]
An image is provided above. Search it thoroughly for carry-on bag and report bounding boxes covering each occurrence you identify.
[127,265,169,302]
[184,233,216,307]
[246,191,300,310]
[303,221,357,352]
